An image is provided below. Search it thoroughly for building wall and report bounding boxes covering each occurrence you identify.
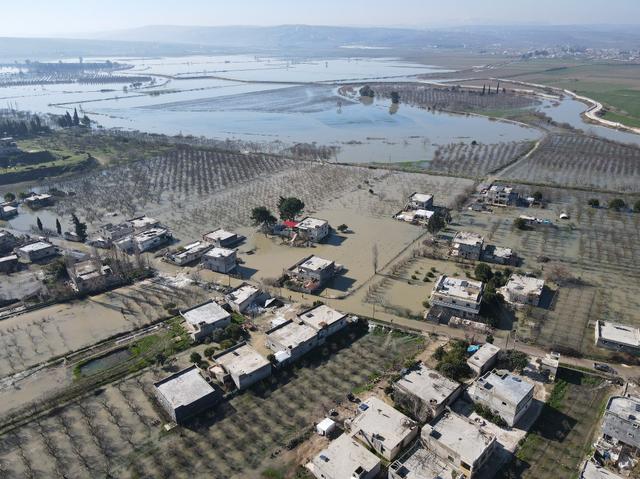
[189,317,231,342]
[18,245,56,262]
[267,335,318,364]
[171,389,222,424]
[355,426,418,461]
[596,336,640,355]
[423,430,494,478]
[0,257,18,273]
[203,253,237,273]
[136,234,169,252]
[234,362,272,390]
[455,244,482,260]
[470,384,533,427]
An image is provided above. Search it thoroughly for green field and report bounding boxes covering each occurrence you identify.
[498,369,613,479]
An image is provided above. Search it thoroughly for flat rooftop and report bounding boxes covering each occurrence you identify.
[18,241,53,253]
[227,284,259,304]
[350,397,416,451]
[410,193,433,203]
[204,228,236,242]
[182,301,231,327]
[395,363,460,407]
[204,247,235,259]
[128,215,158,229]
[485,245,513,258]
[298,255,333,272]
[0,254,18,263]
[154,366,216,409]
[468,343,501,367]
[503,274,544,296]
[297,217,328,229]
[597,321,640,347]
[391,443,458,479]
[267,320,317,350]
[476,370,534,404]
[215,343,269,377]
[453,231,484,246]
[606,395,640,426]
[488,184,513,193]
[134,227,168,241]
[298,304,346,331]
[309,434,380,479]
[433,275,483,302]
[424,411,495,466]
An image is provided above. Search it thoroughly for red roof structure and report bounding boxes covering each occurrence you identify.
[282,220,298,229]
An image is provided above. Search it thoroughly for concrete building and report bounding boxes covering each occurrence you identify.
[449,317,493,335]
[98,222,134,243]
[286,255,336,293]
[296,217,330,242]
[127,215,160,232]
[0,204,18,220]
[15,241,56,262]
[468,370,534,427]
[226,283,260,313]
[153,365,222,424]
[485,184,518,206]
[538,352,560,381]
[389,440,462,479]
[481,245,517,266]
[467,343,501,376]
[212,342,271,390]
[348,397,419,461]
[203,228,239,248]
[430,275,484,320]
[500,274,544,307]
[0,230,17,253]
[601,395,640,450]
[595,321,640,355]
[422,411,496,478]
[181,300,232,342]
[0,254,18,273]
[24,193,54,209]
[307,434,381,479]
[407,193,434,210]
[202,247,237,274]
[393,363,462,422]
[580,460,624,479]
[265,319,319,365]
[115,227,172,253]
[298,304,348,342]
[166,241,212,266]
[395,209,434,227]
[451,232,484,260]
[67,258,119,294]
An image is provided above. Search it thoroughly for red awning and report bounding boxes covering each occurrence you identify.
[283,220,298,228]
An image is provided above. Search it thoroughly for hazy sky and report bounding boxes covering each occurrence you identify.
[3,0,640,36]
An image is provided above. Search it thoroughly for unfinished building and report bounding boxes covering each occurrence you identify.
[468,370,534,427]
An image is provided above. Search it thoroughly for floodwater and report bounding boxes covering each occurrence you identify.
[0,55,542,164]
[78,348,132,376]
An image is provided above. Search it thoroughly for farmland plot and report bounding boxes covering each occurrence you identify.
[372,83,539,112]
[428,141,534,177]
[499,133,640,192]
[0,330,424,479]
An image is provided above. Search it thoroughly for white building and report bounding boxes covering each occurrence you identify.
[181,300,232,342]
[595,321,640,355]
[15,241,57,262]
[202,247,237,274]
[407,193,434,210]
[467,343,501,376]
[500,274,544,307]
[127,215,160,232]
[297,304,348,342]
[24,193,54,209]
[451,232,484,260]
[468,370,534,427]
[393,363,462,421]
[166,241,212,266]
[430,275,484,319]
[538,352,560,381]
[203,228,239,248]
[153,365,222,424]
[601,395,640,450]
[485,184,518,206]
[286,255,336,292]
[422,411,496,478]
[296,217,330,242]
[307,434,381,479]
[482,245,516,265]
[212,342,271,390]
[266,319,319,364]
[0,204,18,220]
[0,254,18,273]
[348,397,419,461]
[226,283,260,312]
[395,209,434,226]
[115,227,171,253]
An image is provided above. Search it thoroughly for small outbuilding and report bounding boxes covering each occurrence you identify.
[316,418,336,437]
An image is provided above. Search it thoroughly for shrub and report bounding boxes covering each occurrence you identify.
[189,352,202,364]
[634,200,640,213]
[514,217,528,230]
[337,224,348,232]
[474,403,508,428]
[475,262,493,282]
[422,300,430,309]
[588,198,599,208]
[609,198,626,211]
[204,346,216,358]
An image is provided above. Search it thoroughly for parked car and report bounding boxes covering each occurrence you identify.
[594,362,617,374]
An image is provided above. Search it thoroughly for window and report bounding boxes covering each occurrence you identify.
[461,461,471,470]
[447,455,455,463]
[502,401,507,406]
